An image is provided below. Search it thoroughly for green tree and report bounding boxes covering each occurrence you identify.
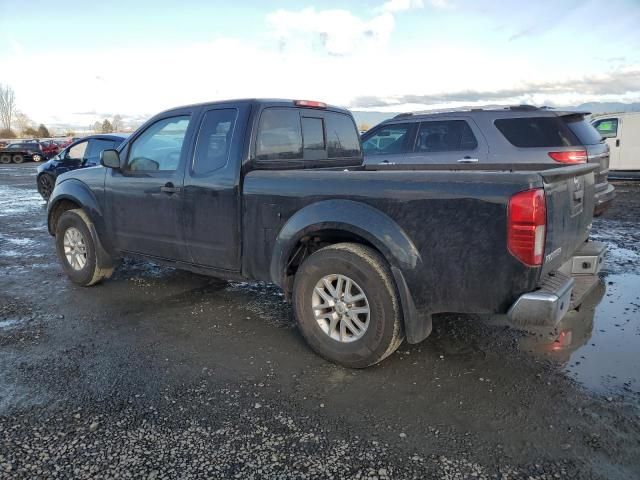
[101,119,113,133]
[36,124,50,138]
[0,128,16,138]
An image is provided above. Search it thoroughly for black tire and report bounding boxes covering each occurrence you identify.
[55,209,115,286]
[37,173,55,200]
[0,154,11,164]
[12,154,24,164]
[293,243,404,368]
[32,154,43,162]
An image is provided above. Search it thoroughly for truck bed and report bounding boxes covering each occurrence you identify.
[242,163,597,319]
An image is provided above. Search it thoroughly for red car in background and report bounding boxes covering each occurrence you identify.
[40,140,60,158]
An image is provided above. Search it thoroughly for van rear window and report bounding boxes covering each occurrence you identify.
[495,117,580,148]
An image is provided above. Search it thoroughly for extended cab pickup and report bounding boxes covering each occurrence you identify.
[47,99,606,367]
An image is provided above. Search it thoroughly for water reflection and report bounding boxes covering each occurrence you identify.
[520,275,640,399]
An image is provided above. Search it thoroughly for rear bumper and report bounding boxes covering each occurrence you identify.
[507,241,606,328]
[594,183,616,216]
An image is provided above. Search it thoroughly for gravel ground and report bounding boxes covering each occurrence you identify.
[0,164,639,479]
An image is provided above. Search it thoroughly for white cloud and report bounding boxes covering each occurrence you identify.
[379,0,425,13]
[2,1,637,129]
[266,0,428,56]
[266,7,396,56]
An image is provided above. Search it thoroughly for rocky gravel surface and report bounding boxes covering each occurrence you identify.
[0,382,584,480]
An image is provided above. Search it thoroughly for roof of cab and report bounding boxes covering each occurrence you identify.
[158,98,352,117]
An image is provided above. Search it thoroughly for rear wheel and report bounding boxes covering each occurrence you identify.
[12,154,24,164]
[0,154,12,164]
[37,173,55,200]
[32,154,43,162]
[55,209,115,286]
[293,243,404,368]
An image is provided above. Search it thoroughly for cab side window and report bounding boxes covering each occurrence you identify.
[127,116,190,172]
[192,109,238,175]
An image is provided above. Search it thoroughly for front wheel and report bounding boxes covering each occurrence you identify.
[12,154,24,164]
[55,209,115,286]
[32,154,43,162]
[293,243,404,368]
[37,173,55,200]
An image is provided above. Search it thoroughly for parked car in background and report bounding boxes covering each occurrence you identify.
[36,134,127,200]
[362,106,615,215]
[57,138,77,149]
[39,140,60,158]
[45,99,604,367]
[0,142,47,163]
[592,112,640,179]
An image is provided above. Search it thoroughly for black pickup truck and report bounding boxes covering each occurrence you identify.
[47,99,605,367]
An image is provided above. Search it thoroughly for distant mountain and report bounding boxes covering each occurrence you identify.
[565,102,640,114]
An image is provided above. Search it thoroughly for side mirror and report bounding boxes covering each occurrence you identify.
[100,149,121,169]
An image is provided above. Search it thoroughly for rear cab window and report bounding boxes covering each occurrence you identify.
[255,107,361,167]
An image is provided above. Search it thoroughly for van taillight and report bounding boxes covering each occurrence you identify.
[508,188,546,266]
[548,150,587,164]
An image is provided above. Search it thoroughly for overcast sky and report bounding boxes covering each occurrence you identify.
[1,0,639,127]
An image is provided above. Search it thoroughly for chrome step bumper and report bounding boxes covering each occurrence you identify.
[507,241,606,328]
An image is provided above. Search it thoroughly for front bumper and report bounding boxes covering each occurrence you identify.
[507,241,606,328]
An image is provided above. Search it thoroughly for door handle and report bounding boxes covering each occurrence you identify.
[457,156,479,163]
[616,139,620,147]
[160,182,181,194]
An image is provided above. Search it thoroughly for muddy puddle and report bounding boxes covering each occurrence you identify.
[519,233,640,402]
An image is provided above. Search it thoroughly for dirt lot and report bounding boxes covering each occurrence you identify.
[0,163,639,479]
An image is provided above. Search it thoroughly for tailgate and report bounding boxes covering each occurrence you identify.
[539,163,598,277]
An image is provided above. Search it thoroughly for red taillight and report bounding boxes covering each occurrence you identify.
[548,150,587,164]
[294,100,327,108]
[508,188,546,266]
